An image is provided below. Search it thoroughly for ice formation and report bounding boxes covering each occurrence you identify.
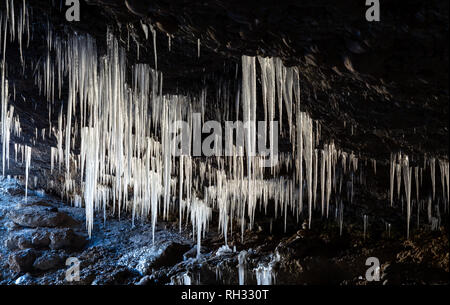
[0,1,448,259]
[238,250,247,285]
[24,145,31,201]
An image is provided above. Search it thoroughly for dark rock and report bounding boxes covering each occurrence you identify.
[4,231,35,250]
[135,275,152,285]
[183,245,209,260]
[4,221,21,231]
[17,237,34,250]
[14,273,36,285]
[117,246,165,275]
[31,230,51,248]
[19,200,54,208]
[152,242,191,268]
[7,188,25,196]
[5,234,23,250]
[8,204,78,228]
[124,0,147,17]
[49,229,87,250]
[118,242,190,275]
[78,246,110,265]
[155,16,179,35]
[33,251,66,271]
[5,229,52,251]
[91,266,139,285]
[8,249,37,273]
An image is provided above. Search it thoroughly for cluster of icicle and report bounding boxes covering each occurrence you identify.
[389,153,449,238]
[1,0,30,194]
[34,25,367,253]
[235,250,280,285]
[32,27,211,248]
[0,1,449,263]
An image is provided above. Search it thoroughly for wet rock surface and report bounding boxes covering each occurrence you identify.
[32,250,66,271]
[8,249,37,273]
[0,174,449,286]
[8,203,78,228]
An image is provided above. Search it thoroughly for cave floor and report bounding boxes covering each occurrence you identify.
[0,177,448,285]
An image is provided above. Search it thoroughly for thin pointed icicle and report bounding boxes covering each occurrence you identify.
[430,157,436,200]
[241,55,257,233]
[389,153,395,206]
[438,159,446,204]
[191,198,211,259]
[313,149,318,209]
[325,144,333,218]
[302,113,313,228]
[1,64,10,176]
[167,34,171,52]
[297,108,303,215]
[238,250,247,285]
[150,24,157,71]
[141,22,149,40]
[415,166,419,203]
[24,145,31,202]
[179,155,184,233]
[81,127,99,239]
[445,161,449,204]
[396,153,402,200]
[283,67,293,140]
[320,149,326,216]
[363,215,368,239]
[402,156,412,239]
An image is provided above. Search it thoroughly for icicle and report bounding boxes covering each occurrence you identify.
[141,22,149,40]
[24,145,31,202]
[438,159,447,204]
[81,127,99,238]
[50,147,56,173]
[325,144,333,218]
[396,154,402,200]
[363,214,368,239]
[430,157,436,200]
[302,113,313,228]
[238,250,247,285]
[446,161,449,204]
[339,201,344,236]
[402,156,412,239]
[1,65,10,176]
[241,55,257,235]
[313,149,318,208]
[190,198,212,258]
[150,24,157,70]
[415,166,419,203]
[320,150,325,216]
[168,34,171,52]
[389,153,395,206]
[255,265,273,285]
